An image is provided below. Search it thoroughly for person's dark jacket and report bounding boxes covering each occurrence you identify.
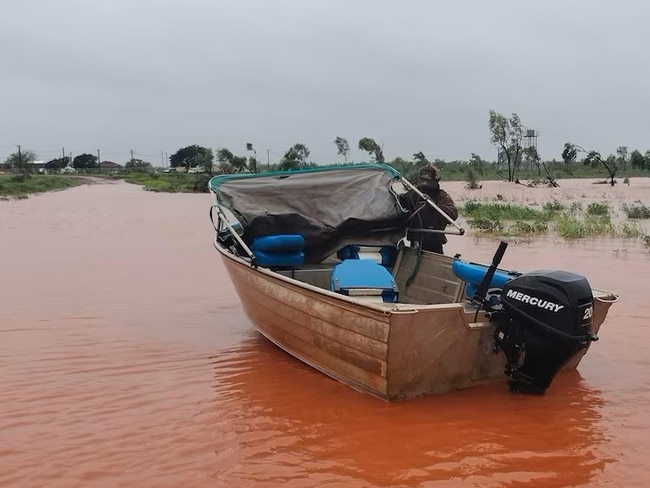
[400,180,458,253]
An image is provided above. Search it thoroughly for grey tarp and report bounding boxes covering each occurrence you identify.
[211,165,409,263]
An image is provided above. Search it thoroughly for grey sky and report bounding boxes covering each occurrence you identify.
[2,0,649,166]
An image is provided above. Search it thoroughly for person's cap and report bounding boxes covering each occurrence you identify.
[419,164,440,181]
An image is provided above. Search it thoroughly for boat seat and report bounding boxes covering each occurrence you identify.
[330,259,399,302]
[250,234,305,267]
[336,245,397,266]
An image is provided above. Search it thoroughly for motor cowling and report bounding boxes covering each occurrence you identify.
[493,270,597,394]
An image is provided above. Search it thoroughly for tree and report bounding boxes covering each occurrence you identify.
[334,137,350,164]
[561,142,578,165]
[5,149,37,173]
[170,145,214,173]
[488,110,523,182]
[469,153,485,177]
[125,158,152,170]
[412,151,428,166]
[44,157,70,172]
[279,143,310,171]
[216,148,248,174]
[630,149,647,170]
[563,142,619,186]
[72,153,98,169]
[358,137,384,163]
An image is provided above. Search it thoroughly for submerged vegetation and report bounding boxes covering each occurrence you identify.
[460,199,650,247]
[623,202,650,219]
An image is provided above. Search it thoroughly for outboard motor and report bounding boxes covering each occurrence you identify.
[492,270,598,394]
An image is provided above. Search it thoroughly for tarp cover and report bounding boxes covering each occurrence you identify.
[211,165,409,263]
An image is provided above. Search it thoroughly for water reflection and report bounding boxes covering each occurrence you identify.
[209,335,612,487]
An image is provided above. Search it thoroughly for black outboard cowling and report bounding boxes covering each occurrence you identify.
[493,270,597,395]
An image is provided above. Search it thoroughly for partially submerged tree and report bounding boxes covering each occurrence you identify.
[488,110,523,182]
[522,146,559,187]
[334,137,350,164]
[358,137,384,163]
[469,153,485,177]
[562,142,618,186]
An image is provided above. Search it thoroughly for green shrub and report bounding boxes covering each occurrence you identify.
[586,202,609,216]
[542,199,564,214]
[555,214,614,238]
[467,218,503,233]
[622,202,650,219]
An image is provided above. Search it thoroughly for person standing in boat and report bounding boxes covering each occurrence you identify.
[400,164,458,254]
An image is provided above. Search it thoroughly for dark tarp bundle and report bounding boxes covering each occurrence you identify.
[211,165,409,263]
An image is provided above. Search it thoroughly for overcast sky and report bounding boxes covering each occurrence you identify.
[2,0,649,166]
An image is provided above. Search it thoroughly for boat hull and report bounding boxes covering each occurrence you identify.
[219,248,616,401]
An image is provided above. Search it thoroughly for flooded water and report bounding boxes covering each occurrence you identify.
[1,179,649,487]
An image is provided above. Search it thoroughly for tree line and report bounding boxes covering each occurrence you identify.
[4,110,650,185]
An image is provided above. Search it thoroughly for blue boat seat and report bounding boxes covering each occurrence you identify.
[250,234,305,267]
[330,259,399,302]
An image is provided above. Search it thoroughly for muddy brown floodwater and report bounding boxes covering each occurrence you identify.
[1,178,649,487]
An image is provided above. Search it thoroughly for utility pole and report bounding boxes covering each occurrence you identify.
[17,144,22,171]
[97,149,101,171]
[267,149,270,170]
[130,149,134,163]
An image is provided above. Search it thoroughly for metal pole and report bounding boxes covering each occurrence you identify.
[400,176,465,234]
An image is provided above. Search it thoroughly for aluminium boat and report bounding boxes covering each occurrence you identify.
[208,164,617,401]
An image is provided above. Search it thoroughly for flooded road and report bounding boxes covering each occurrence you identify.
[1,179,649,487]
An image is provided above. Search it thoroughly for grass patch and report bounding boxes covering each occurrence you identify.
[118,172,211,193]
[541,199,565,215]
[461,201,547,221]
[586,202,610,216]
[462,201,552,234]
[0,174,85,197]
[505,220,548,235]
[554,214,615,238]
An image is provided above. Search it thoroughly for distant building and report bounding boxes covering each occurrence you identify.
[99,161,123,171]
